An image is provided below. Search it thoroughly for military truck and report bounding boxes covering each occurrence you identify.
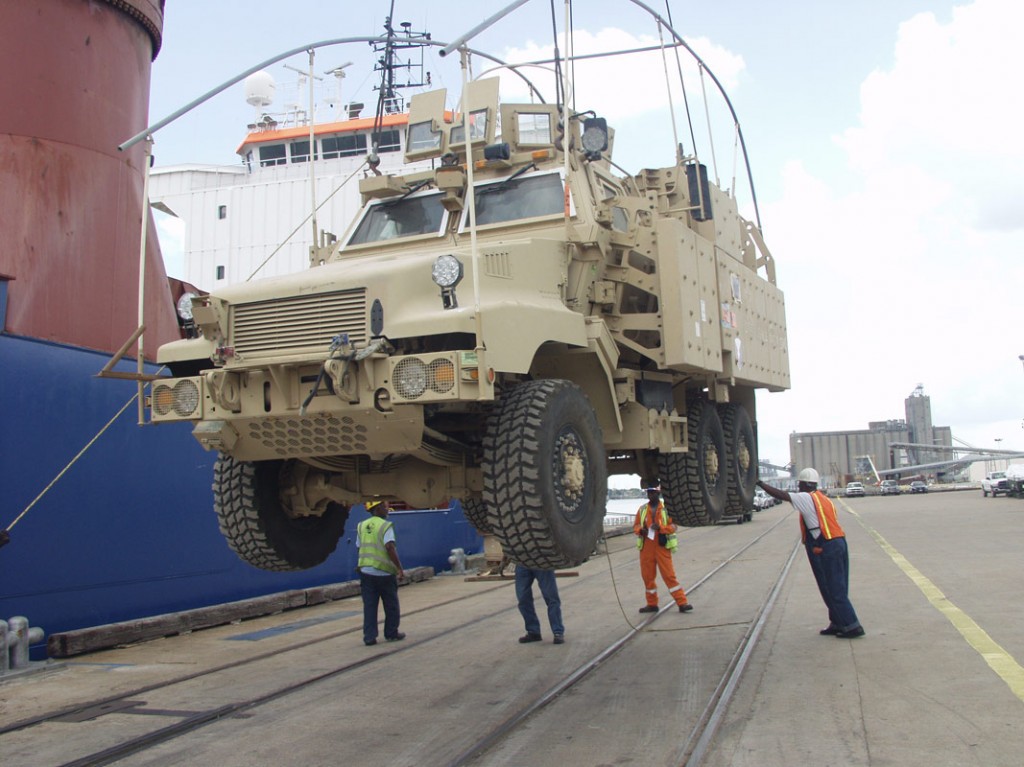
[151,64,789,571]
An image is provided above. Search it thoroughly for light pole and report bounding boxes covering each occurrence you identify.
[995,438,1004,472]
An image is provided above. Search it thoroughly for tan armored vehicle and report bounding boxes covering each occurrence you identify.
[151,50,789,572]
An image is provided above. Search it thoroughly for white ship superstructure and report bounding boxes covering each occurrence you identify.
[151,108,434,288]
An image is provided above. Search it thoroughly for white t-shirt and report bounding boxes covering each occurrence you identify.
[789,493,822,540]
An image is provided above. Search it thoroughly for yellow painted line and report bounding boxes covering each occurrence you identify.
[838,500,1024,702]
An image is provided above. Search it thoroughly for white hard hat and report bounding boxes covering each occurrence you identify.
[797,468,820,484]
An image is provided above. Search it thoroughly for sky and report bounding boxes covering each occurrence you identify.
[147,0,1024,471]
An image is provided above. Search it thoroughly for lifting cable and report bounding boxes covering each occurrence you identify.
[656,19,681,161]
[245,158,368,281]
[663,0,699,162]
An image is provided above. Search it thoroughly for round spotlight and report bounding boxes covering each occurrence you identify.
[431,255,464,288]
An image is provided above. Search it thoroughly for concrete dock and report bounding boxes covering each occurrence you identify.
[2,490,1022,766]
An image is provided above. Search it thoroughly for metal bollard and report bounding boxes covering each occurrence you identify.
[448,547,467,574]
[2,616,44,672]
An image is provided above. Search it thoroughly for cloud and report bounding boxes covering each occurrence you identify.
[837,0,1024,232]
[495,27,744,122]
[755,0,1024,464]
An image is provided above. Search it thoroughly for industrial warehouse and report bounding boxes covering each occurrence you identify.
[786,385,994,488]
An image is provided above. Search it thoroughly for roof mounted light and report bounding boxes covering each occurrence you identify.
[581,117,609,159]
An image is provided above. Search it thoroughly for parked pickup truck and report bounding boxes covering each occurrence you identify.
[845,481,866,497]
[1004,465,1024,498]
[981,471,1010,497]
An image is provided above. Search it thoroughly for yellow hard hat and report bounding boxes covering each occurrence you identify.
[365,499,384,511]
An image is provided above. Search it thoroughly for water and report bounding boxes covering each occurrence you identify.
[604,497,643,527]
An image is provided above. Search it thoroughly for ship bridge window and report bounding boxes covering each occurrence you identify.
[259,144,287,167]
[465,170,566,228]
[371,129,402,154]
[346,191,447,246]
[290,140,319,163]
[323,133,367,159]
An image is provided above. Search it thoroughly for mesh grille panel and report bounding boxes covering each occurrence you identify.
[247,415,369,457]
[232,289,367,356]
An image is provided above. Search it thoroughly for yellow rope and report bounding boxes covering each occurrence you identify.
[4,384,147,534]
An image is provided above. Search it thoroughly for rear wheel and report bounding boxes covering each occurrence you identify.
[482,380,607,569]
[213,456,348,571]
[719,403,757,516]
[659,399,728,526]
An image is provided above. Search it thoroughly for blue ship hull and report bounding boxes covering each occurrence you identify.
[0,334,482,650]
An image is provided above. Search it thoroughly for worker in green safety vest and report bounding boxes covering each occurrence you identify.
[357,500,406,646]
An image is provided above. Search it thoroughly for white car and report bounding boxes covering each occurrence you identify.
[845,482,865,497]
[753,488,775,510]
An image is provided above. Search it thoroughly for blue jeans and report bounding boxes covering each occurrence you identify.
[515,565,564,636]
[360,571,400,642]
[806,536,861,632]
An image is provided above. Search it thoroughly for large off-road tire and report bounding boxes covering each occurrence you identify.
[659,399,728,526]
[482,379,607,569]
[460,497,493,535]
[213,456,348,571]
[719,403,758,516]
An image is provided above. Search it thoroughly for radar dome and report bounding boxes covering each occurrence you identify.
[244,71,276,108]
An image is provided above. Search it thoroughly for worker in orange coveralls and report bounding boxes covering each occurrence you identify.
[634,487,693,614]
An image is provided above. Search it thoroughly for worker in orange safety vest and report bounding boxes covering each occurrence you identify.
[634,487,693,614]
[757,468,865,638]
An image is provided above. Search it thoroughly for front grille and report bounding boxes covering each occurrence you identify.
[231,289,367,356]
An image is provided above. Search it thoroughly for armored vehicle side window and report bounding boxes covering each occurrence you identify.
[516,112,552,145]
[408,120,442,152]
[450,109,489,145]
[469,172,565,227]
[347,192,447,245]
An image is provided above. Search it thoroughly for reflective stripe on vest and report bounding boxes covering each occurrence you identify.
[357,517,397,574]
[802,491,845,541]
[634,502,678,551]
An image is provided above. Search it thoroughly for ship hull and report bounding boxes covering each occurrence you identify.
[0,334,481,652]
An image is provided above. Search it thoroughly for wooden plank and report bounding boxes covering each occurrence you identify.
[47,566,434,658]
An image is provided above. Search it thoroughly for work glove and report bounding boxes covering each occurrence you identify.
[640,527,648,537]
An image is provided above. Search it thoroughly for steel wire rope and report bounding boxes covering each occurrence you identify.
[244,158,368,282]
[448,511,798,766]
[598,510,794,636]
[663,0,699,161]
[656,18,682,159]
[698,63,720,186]
[0,368,164,546]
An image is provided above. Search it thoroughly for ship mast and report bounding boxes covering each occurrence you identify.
[369,11,431,162]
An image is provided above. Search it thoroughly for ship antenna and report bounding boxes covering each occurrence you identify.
[369,5,431,169]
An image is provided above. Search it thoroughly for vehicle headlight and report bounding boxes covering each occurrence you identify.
[431,255,463,288]
[393,358,428,399]
[153,379,201,417]
[427,358,455,393]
